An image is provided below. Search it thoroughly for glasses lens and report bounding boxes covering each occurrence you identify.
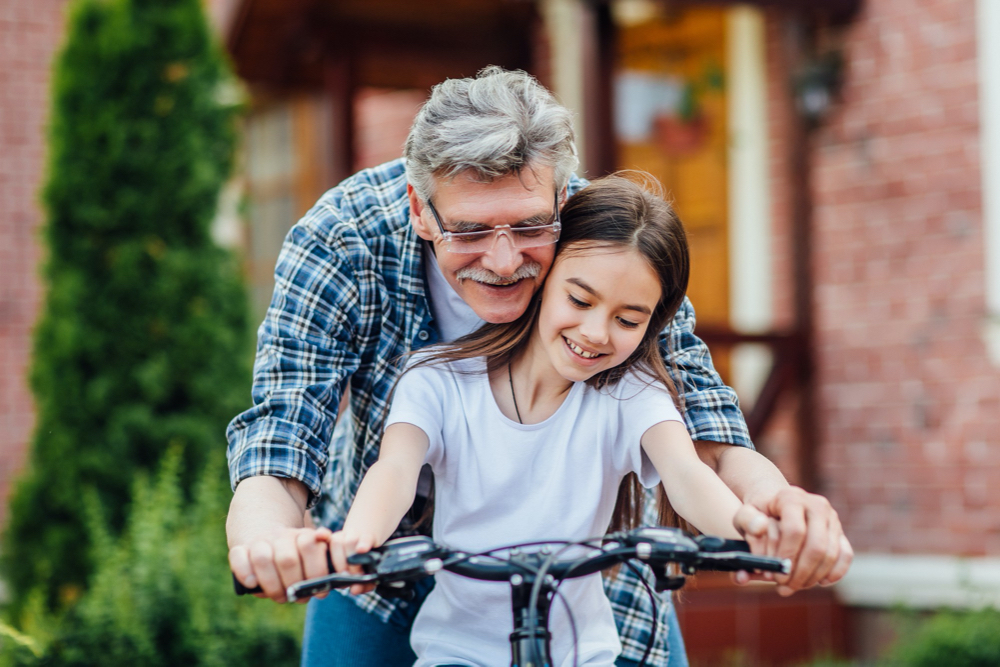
[510,225,560,248]
[446,231,494,253]
[445,226,561,253]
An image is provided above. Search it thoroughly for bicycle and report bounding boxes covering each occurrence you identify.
[235,526,789,667]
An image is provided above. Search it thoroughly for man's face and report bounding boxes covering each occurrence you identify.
[409,168,560,324]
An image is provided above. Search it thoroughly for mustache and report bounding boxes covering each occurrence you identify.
[456,262,542,284]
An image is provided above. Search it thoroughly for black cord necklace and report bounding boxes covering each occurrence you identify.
[508,362,523,424]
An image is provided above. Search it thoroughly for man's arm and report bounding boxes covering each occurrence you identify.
[663,299,852,594]
[227,476,332,603]
[226,221,363,603]
[695,441,854,596]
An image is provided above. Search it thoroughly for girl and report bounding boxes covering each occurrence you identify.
[328,175,745,667]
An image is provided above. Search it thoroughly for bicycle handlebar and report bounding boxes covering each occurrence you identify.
[233,527,790,601]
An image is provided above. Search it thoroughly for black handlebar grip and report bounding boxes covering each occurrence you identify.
[233,550,336,596]
[233,573,262,596]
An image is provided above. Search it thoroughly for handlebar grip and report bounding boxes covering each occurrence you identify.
[232,549,337,596]
[233,573,263,596]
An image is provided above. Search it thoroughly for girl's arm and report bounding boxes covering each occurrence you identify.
[641,420,743,539]
[327,422,429,591]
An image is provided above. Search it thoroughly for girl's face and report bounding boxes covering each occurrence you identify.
[534,244,662,383]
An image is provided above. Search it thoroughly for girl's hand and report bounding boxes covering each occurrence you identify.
[327,530,379,595]
[732,509,781,585]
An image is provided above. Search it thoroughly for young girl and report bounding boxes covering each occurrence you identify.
[328,175,745,666]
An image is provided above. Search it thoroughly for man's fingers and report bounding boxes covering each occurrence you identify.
[275,532,310,594]
[770,494,807,586]
[248,541,287,601]
[803,515,843,589]
[784,505,829,591]
[228,545,259,590]
[821,534,854,586]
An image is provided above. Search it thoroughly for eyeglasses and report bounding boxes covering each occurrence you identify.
[426,193,562,254]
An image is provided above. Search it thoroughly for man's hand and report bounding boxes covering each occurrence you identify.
[695,442,853,596]
[733,487,853,596]
[227,476,333,604]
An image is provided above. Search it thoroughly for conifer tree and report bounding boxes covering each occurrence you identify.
[3,0,250,614]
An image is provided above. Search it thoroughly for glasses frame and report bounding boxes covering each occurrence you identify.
[425,192,562,254]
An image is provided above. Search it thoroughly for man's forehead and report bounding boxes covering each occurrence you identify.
[433,164,556,195]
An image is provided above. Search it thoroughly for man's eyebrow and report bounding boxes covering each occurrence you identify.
[445,210,554,232]
[566,277,652,315]
[448,219,491,232]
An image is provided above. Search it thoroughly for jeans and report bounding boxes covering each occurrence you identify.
[300,591,688,667]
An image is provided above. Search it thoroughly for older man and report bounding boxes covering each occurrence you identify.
[227,67,851,667]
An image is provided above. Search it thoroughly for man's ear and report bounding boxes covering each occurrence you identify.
[407,183,436,241]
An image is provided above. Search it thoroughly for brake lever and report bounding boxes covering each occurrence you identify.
[287,571,380,602]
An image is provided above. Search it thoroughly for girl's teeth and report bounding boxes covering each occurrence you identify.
[567,339,599,358]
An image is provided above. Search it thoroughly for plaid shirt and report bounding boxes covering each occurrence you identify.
[227,158,752,663]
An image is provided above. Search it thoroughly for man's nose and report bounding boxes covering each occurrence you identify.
[480,231,521,277]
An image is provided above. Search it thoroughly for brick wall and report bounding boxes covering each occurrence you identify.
[353,87,426,172]
[801,0,1000,555]
[0,0,68,527]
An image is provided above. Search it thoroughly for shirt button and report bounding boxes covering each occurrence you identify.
[417,330,430,341]
[399,601,408,608]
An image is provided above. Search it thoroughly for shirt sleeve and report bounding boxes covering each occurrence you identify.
[662,297,754,449]
[613,376,685,488]
[383,360,448,469]
[226,220,362,506]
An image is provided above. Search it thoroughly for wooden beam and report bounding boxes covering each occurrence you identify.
[324,53,356,185]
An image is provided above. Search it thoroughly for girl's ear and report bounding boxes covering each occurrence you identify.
[407,183,436,242]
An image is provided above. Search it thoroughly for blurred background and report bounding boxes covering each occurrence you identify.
[2,0,999,664]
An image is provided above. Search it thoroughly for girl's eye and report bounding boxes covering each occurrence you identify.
[617,317,640,329]
[568,294,589,308]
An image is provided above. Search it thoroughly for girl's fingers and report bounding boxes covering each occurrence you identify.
[328,532,352,574]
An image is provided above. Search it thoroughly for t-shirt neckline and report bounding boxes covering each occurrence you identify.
[482,361,584,431]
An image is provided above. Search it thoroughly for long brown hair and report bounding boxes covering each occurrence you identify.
[411,173,691,533]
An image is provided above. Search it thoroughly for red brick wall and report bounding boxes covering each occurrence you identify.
[0,0,68,527]
[801,0,1000,555]
[353,87,426,172]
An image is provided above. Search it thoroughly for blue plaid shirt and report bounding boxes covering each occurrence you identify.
[227,158,752,663]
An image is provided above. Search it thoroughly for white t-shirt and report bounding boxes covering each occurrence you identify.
[385,356,683,667]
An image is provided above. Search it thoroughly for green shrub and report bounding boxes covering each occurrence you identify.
[3,0,250,615]
[888,608,1000,667]
[1,450,304,667]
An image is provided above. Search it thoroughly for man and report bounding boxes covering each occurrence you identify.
[227,67,852,666]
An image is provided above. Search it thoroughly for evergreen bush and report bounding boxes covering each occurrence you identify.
[889,608,1000,667]
[0,451,304,667]
[3,0,250,615]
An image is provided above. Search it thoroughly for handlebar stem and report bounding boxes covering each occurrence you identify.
[508,573,553,667]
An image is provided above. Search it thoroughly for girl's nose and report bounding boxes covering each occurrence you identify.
[579,315,609,346]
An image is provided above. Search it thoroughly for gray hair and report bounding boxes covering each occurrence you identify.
[404,66,579,201]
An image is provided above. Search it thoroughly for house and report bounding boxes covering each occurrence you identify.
[2,0,997,662]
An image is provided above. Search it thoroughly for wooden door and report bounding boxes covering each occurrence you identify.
[614,7,731,379]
